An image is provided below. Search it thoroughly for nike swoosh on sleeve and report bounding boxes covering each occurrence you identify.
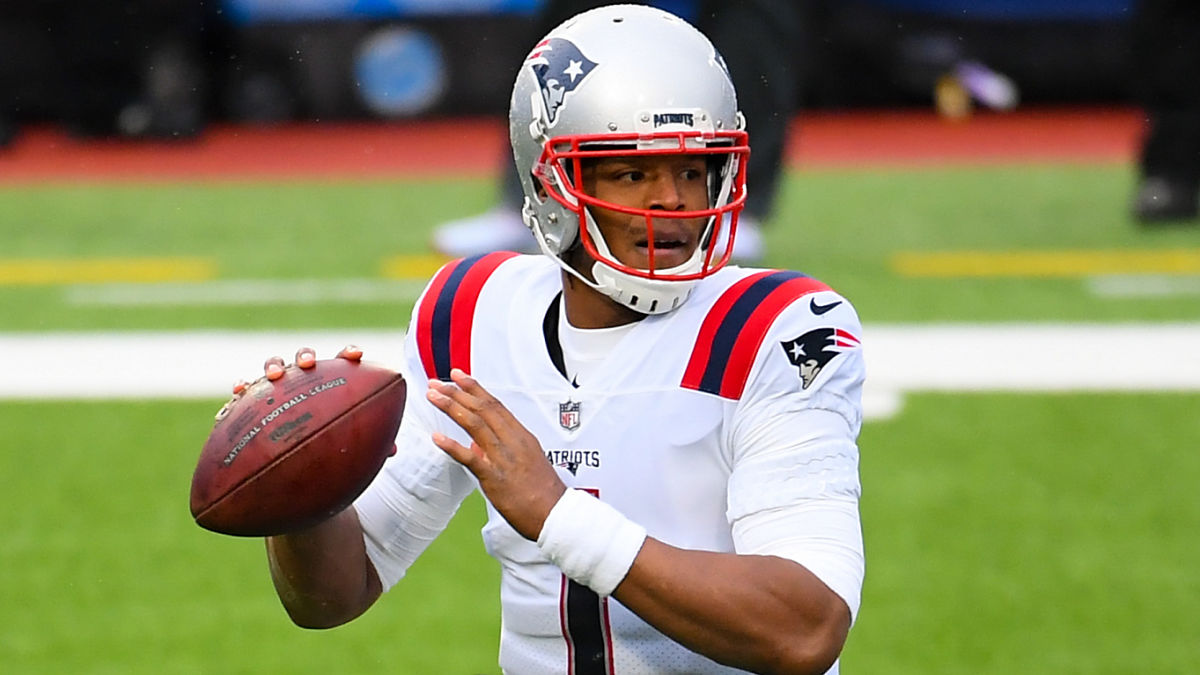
[810,298,842,315]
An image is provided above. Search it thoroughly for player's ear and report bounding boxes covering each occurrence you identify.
[531,172,549,201]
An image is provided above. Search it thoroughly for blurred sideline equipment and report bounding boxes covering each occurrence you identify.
[1130,0,1200,224]
[191,358,406,537]
[0,2,224,144]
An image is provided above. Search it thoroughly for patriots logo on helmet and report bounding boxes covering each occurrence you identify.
[780,328,860,389]
[527,38,598,125]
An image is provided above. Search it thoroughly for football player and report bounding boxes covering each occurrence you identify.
[262,6,865,674]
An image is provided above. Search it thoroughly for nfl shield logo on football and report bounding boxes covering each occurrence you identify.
[558,400,581,431]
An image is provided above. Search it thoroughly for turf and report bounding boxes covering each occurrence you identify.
[2,163,1198,332]
[845,392,1200,673]
[2,158,1199,673]
[2,393,1196,673]
[0,400,500,674]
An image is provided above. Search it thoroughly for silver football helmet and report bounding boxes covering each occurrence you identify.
[509,4,749,315]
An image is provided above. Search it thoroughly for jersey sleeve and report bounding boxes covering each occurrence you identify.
[726,290,866,621]
[353,276,477,591]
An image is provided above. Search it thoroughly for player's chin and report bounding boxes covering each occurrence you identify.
[628,244,694,271]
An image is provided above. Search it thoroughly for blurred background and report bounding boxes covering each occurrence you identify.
[0,0,1139,141]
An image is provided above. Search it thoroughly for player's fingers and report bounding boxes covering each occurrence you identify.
[337,345,363,361]
[295,347,316,369]
[232,379,250,396]
[447,369,523,438]
[426,382,483,429]
[440,376,541,460]
[449,368,485,395]
[426,381,502,448]
[431,431,486,470]
[263,355,286,380]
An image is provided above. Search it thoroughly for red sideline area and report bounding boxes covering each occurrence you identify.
[0,106,1144,182]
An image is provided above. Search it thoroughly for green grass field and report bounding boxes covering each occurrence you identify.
[2,156,1198,673]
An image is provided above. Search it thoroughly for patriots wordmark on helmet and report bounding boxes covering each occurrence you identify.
[527,38,597,125]
[653,112,695,128]
[780,327,861,390]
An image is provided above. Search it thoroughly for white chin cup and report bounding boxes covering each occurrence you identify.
[590,262,698,315]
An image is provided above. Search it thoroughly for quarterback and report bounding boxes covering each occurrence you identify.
[262,5,864,674]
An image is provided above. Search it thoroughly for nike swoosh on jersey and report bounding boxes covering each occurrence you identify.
[810,298,842,315]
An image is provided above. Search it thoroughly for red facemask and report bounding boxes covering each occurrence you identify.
[533,129,749,281]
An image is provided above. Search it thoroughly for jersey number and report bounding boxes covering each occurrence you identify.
[559,488,614,675]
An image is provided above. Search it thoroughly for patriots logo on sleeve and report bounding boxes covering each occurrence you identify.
[527,38,598,124]
[780,328,860,389]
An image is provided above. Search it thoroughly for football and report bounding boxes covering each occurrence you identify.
[190,358,406,536]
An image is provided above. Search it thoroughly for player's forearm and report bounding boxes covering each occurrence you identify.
[613,538,850,675]
[265,506,381,629]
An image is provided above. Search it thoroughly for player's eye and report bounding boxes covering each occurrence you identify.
[615,170,644,183]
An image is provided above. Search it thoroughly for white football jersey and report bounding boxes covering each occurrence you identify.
[356,252,865,675]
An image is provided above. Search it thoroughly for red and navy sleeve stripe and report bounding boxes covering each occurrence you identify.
[682,270,832,399]
[415,251,518,381]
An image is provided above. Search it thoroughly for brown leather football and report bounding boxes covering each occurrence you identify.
[190,358,406,536]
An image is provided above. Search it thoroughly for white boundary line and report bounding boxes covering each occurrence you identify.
[3,324,1199,420]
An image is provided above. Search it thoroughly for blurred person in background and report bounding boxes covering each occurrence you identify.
[432,0,807,264]
[1130,0,1200,224]
[0,1,226,146]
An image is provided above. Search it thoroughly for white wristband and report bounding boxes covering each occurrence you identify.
[536,488,647,597]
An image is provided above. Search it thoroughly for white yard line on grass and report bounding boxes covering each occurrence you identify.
[3,324,1198,420]
[1087,275,1200,297]
[65,279,429,306]
[58,275,1200,309]
[1,330,407,400]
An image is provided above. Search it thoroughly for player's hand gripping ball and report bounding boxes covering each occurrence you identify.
[190,347,405,536]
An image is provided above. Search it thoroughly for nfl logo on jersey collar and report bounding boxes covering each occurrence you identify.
[558,399,581,431]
